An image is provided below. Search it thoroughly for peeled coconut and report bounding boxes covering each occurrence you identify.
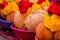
[14,10,45,31]
[34,9,46,15]
[14,11,25,29]
[24,10,44,31]
[36,22,53,40]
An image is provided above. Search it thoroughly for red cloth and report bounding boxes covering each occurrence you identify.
[48,2,60,15]
[18,1,33,13]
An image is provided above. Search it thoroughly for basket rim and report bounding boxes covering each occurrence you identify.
[11,24,35,33]
[35,36,38,40]
[0,19,13,23]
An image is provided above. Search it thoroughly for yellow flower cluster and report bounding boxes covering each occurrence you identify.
[44,12,60,32]
[0,0,3,4]
[32,3,41,11]
[1,1,19,15]
[41,0,50,8]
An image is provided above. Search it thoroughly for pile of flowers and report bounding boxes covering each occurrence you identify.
[1,0,19,15]
[44,1,60,32]
[36,1,60,40]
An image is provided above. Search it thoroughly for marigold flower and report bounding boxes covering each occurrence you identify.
[41,0,50,8]
[44,12,60,32]
[32,3,41,11]
[1,1,19,15]
[0,0,3,4]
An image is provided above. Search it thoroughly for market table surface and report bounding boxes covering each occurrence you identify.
[0,30,17,40]
[0,36,6,40]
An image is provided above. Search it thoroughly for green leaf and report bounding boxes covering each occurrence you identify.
[7,0,13,2]
[48,13,52,17]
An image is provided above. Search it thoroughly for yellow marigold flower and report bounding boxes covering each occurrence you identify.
[41,0,50,8]
[1,1,19,15]
[44,12,60,32]
[32,3,41,11]
[0,0,3,4]
[14,0,21,3]
[1,5,11,15]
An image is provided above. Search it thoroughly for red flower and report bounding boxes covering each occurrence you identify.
[48,2,60,15]
[18,1,33,13]
[37,0,46,5]
[2,1,8,9]
[20,8,27,13]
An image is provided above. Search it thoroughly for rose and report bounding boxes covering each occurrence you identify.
[18,1,33,13]
[48,2,60,15]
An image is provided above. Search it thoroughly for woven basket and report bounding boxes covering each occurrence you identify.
[35,36,38,40]
[0,26,2,29]
[11,24,36,40]
[0,19,13,30]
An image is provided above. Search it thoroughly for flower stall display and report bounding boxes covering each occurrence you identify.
[0,0,52,40]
